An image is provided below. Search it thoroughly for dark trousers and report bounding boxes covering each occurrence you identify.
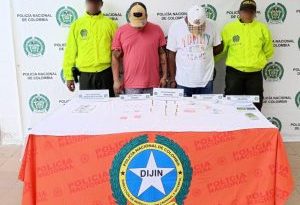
[225,66,264,111]
[79,67,115,97]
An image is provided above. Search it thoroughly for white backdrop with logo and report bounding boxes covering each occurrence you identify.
[0,0,23,144]
[8,0,300,143]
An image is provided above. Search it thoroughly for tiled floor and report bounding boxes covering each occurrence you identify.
[0,143,299,205]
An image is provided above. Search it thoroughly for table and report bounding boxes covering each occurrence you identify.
[19,97,294,205]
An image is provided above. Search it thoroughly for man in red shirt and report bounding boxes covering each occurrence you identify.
[112,2,167,95]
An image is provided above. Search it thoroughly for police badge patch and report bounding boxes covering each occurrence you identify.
[110,135,192,205]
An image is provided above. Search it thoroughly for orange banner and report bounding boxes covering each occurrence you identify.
[19,128,293,205]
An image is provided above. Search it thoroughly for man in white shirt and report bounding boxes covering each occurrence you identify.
[167,5,223,96]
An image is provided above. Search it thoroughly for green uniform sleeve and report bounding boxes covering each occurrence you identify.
[63,23,77,81]
[222,27,229,53]
[111,21,118,39]
[262,25,274,60]
[214,26,229,62]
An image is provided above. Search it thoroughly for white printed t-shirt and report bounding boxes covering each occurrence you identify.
[167,18,222,88]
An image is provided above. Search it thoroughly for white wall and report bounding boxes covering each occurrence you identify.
[0,0,23,144]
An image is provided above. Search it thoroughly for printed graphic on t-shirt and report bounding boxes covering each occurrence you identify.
[181,33,211,61]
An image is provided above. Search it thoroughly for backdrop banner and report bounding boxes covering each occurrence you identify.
[10,0,300,142]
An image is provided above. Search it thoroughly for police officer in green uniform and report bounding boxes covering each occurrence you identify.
[221,0,274,110]
[63,0,117,96]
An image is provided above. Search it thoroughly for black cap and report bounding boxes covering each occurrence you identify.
[240,0,256,12]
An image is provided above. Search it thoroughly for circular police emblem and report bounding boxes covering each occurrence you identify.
[29,94,50,113]
[233,35,240,43]
[24,37,45,57]
[265,3,287,24]
[201,4,217,21]
[267,117,282,131]
[110,135,192,205]
[263,62,284,81]
[126,8,130,23]
[296,92,300,108]
[56,6,78,27]
[80,29,88,39]
[60,69,65,84]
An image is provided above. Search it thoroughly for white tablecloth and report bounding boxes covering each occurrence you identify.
[29,97,276,136]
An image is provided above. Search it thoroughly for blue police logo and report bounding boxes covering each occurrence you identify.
[110,135,192,205]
